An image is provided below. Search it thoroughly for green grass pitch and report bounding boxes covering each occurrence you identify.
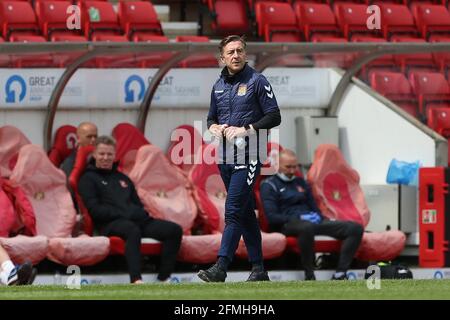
[1,280,450,300]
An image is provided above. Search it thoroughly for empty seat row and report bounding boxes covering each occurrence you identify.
[254,1,450,42]
[0,0,162,42]
[370,70,450,119]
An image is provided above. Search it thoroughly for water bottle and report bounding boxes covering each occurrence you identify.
[235,137,246,150]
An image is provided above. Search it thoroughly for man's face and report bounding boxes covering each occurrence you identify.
[279,154,298,179]
[220,40,246,74]
[77,124,98,147]
[93,143,116,170]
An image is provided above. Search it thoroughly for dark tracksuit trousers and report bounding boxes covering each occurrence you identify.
[217,161,263,264]
[281,219,363,276]
[101,217,182,282]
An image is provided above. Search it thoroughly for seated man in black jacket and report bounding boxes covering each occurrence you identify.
[78,136,183,284]
[260,149,363,280]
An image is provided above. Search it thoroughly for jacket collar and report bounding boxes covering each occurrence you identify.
[220,63,250,83]
[86,157,120,174]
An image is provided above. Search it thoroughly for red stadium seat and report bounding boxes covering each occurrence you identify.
[81,1,122,39]
[311,36,356,68]
[369,71,419,117]
[430,36,450,72]
[255,1,301,42]
[413,4,450,39]
[426,107,450,165]
[175,36,218,68]
[427,107,450,137]
[391,36,437,74]
[409,71,450,114]
[378,3,419,40]
[132,35,173,68]
[118,1,163,40]
[36,0,84,40]
[208,0,250,35]
[295,2,341,41]
[0,1,40,40]
[91,34,136,67]
[8,34,55,68]
[335,3,383,40]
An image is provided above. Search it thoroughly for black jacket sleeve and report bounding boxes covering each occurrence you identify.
[260,181,289,227]
[251,110,281,130]
[78,174,124,224]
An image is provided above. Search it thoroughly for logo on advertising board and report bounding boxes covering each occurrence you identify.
[124,75,145,103]
[5,75,26,103]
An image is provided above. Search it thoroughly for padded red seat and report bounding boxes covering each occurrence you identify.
[69,145,162,257]
[48,125,77,167]
[167,124,205,176]
[112,123,151,174]
[189,146,286,260]
[0,126,31,178]
[307,144,406,261]
[11,145,110,266]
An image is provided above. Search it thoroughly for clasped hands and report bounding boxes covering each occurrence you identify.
[209,124,247,142]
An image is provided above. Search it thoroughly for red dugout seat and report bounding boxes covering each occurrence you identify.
[69,145,162,257]
[255,1,301,42]
[167,124,205,176]
[189,145,287,260]
[307,144,406,261]
[48,125,78,167]
[11,144,110,266]
[112,123,151,174]
[0,126,31,178]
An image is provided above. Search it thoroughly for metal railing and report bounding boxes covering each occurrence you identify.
[1,41,450,150]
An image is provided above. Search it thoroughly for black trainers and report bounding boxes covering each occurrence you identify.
[27,268,38,285]
[198,264,227,282]
[331,273,348,280]
[8,262,34,286]
[246,270,270,282]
